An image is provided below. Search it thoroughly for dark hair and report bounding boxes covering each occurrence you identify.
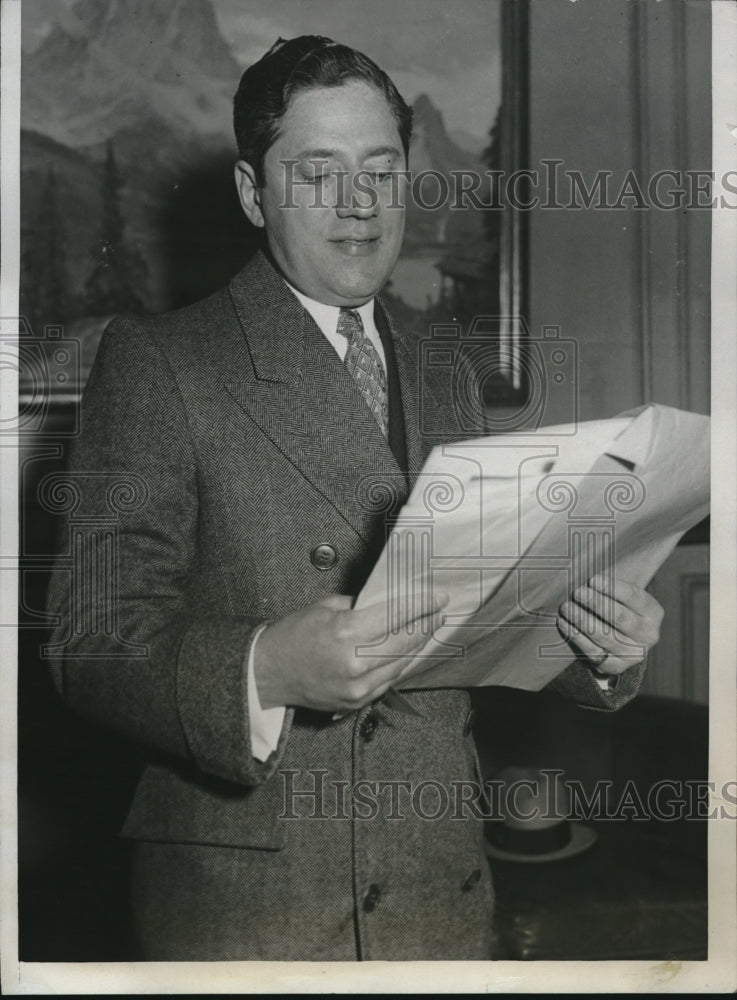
[233,35,413,186]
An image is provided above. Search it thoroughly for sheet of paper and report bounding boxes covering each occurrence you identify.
[355,404,710,691]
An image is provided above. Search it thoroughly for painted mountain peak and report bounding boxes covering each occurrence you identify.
[24,0,240,149]
[22,0,499,331]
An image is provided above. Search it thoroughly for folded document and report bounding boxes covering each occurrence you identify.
[355,404,710,691]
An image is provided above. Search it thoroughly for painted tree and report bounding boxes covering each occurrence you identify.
[22,166,70,331]
[84,140,148,315]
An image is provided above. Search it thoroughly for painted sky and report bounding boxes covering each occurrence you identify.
[213,0,502,144]
[23,0,502,148]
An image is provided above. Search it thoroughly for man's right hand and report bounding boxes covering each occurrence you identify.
[253,592,448,713]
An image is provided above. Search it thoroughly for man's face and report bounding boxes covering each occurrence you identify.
[239,80,407,306]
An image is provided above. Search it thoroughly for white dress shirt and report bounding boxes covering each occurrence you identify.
[289,285,386,368]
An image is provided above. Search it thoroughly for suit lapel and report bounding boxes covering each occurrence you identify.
[225,252,408,541]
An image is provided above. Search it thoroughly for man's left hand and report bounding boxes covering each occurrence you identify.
[557,574,664,676]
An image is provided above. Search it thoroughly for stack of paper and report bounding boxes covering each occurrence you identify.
[355,404,710,691]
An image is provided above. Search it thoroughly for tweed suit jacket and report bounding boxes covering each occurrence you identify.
[47,250,645,961]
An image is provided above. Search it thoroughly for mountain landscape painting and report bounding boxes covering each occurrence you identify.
[17,0,508,964]
[21,0,503,393]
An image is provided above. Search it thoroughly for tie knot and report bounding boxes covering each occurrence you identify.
[337,307,364,342]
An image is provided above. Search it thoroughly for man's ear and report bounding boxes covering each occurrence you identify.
[234,160,265,228]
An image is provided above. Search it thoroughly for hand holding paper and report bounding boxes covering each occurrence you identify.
[253,589,448,714]
[356,403,709,693]
[557,574,665,676]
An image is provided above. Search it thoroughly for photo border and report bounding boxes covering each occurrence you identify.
[1,0,735,992]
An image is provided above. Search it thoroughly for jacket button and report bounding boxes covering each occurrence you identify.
[463,709,476,737]
[359,709,379,742]
[461,868,481,893]
[363,883,382,912]
[310,543,338,570]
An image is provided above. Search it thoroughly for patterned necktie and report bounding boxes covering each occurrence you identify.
[336,307,389,437]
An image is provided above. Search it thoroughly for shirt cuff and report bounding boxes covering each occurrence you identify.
[246,623,286,762]
[594,672,619,692]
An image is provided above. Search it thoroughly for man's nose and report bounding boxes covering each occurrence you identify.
[334,171,379,219]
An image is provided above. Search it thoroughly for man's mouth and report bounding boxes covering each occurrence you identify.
[332,235,380,243]
[331,236,381,256]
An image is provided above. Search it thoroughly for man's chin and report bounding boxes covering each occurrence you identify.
[273,250,398,306]
[332,284,384,306]
[327,262,396,305]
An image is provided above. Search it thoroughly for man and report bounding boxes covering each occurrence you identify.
[47,36,663,961]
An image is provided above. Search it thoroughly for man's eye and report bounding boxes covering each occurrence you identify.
[298,169,332,184]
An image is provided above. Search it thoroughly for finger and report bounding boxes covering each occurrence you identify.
[570,585,637,636]
[571,584,661,650]
[589,574,662,620]
[570,584,618,625]
[560,597,616,643]
[354,589,449,640]
[557,615,607,665]
[558,599,644,659]
[340,601,443,679]
[402,589,450,627]
[318,594,355,611]
[373,604,447,661]
[557,616,635,676]
[345,650,422,702]
[342,663,420,711]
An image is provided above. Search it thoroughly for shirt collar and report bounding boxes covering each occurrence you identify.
[285,281,375,340]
